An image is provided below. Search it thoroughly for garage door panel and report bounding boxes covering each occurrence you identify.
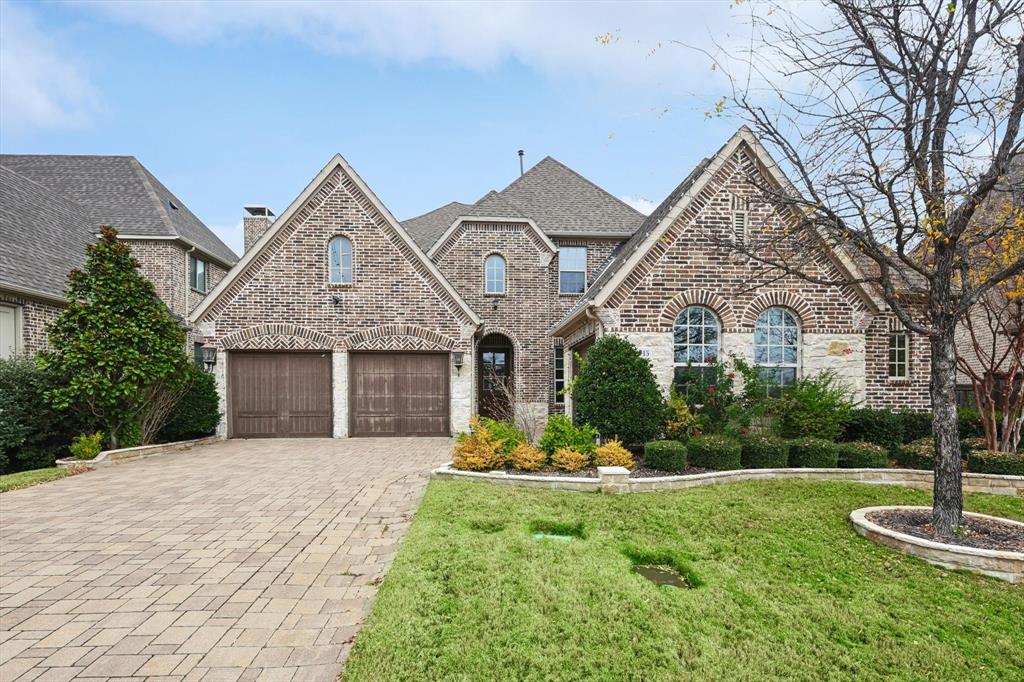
[229,352,332,438]
[351,353,449,437]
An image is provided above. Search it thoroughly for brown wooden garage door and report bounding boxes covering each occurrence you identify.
[350,352,449,437]
[229,352,332,438]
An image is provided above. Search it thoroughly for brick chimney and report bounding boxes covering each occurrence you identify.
[243,205,275,252]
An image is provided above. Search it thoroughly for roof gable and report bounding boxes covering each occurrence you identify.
[191,154,481,327]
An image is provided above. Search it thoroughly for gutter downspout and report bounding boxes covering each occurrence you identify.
[184,245,196,324]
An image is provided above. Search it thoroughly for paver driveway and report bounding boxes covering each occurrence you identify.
[0,437,451,681]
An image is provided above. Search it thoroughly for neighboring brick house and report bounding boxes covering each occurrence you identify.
[0,155,238,359]
[193,126,930,441]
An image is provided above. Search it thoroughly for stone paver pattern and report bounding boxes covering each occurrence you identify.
[0,437,451,681]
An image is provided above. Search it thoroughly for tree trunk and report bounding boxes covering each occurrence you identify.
[109,426,119,451]
[930,329,963,538]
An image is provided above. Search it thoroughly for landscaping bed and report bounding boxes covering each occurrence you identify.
[342,479,1024,681]
[500,456,715,479]
[866,508,1024,552]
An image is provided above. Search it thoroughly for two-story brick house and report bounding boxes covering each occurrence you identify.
[191,126,931,440]
[0,155,238,359]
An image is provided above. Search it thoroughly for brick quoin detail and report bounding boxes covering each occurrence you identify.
[659,289,738,331]
[220,324,336,351]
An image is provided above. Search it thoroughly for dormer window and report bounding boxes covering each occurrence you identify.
[485,254,506,294]
[188,254,207,293]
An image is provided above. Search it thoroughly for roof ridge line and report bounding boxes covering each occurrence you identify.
[129,157,178,237]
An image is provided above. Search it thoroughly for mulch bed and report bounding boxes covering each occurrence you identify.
[866,509,1024,552]
[501,456,713,479]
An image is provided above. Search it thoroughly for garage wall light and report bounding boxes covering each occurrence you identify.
[202,346,217,371]
[452,351,465,375]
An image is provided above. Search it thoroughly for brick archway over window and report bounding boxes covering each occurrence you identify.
[742,291,816,330]
[660,290,738,331]
[220,324,336,351]
[344,324,457,352]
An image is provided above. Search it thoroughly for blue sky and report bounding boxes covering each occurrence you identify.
[0,0,758,255]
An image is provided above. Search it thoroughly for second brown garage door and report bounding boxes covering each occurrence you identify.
[229,352,332,438]
[350,352,449,437]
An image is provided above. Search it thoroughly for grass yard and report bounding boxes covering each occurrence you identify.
[0,466,83,493]
[343,479,1024,682]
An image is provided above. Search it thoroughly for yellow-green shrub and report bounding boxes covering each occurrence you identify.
[509,443,547,471]
[452,418,505,471]
[593,439,635,469]
[552,446,590,472]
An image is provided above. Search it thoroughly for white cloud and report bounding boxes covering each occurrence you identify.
[619,194,656,215]
[0,2,98,134]
[84,1,753,92]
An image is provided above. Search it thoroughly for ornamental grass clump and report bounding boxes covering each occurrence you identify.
[740,435,789,469]
[836,441,889,468]
[552,447,591,472]
[686,435,741,470]
[787,438,839,468]
[643,440,687,472]
[509,443,547,471]
[593,439,635,469]
[452,418,505,471]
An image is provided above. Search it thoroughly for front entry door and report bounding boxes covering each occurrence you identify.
[479,346,512,420]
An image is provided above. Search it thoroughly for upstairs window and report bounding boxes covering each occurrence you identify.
[329,236,353,284]
[485,254,506,294]
[559,246,587,294]
[188,254,207,293]
[754,307,800,396]
[889,332,908,379]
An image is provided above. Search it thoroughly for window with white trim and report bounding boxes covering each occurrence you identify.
[553,347,565,403]
[754,307,799,395]
[329,236,353,284]
[485,254,506,294]
[672,306,720,392]
[188,254,207,293]
[889,332,908,379]
[558,246,587,294]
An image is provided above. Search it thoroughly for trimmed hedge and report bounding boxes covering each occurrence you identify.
[895,438,934,470]
[687,435,742,470]
[841,409,903,451]
[968,450,1024,476]
[740,436,789,469]
[787,438,839,468]
[836,441,888,468]
[897,410,932,443]
[644,440,687,472]
[158,365,220,443]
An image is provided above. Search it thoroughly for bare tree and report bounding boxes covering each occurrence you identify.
[483,367,546,443]
[139,374,192,445]
[694,0,1023,536]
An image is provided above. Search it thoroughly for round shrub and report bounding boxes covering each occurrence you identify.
[787,438,839,468]
[593,439,635,469]
[552,447,590,472]
[69,432,103,461]
[687,435,742,470]
[509,443,547,471]
[643,440,687,472]
[895,437,934,470]
[572,336,665,445]
[538,414,597,456]
[841,408,903,451]
[836,441,888,468]
[452,418,505,471]
[159,365,220,442]
[968,449,1024,476]
[740,435,788,469]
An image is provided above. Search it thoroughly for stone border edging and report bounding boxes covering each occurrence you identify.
[56,435,223,469]
[431,464,1024,497]
[850,506,1024,583]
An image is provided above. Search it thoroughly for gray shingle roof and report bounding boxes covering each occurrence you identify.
[0,166,96,299]
[403,156,645,249]
[0,155,237,265]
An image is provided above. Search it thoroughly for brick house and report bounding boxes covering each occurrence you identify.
[192,126,931,439]
[0,155,238,359]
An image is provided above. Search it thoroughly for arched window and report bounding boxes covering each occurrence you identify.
[485,254,505,294]
[754,307,799,395]
[673,306,720,391]
[329,236,352,284]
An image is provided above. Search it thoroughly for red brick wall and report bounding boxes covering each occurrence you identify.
[0,293,62,355]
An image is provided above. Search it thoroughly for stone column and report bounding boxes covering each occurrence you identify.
[215,350,228,438]
[332,350,348,438]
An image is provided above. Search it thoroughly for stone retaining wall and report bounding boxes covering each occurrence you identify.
[432,465,1024,497]
[57,435,223,469]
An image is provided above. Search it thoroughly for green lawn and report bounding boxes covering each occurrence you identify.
[343,480,1024,682]
[0,466,82,493]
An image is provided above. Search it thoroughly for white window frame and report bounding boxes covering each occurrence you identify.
[188,254,207,293]
[754,307,801,395]
[889,332,909,379]
[0,304,22,360]
[672,306,721,392]
[558,246,587,295]
[553,346,565,404]
[485,254,506,295]
[329,236,353,284]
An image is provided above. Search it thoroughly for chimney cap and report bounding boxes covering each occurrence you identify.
[244,205,275,217]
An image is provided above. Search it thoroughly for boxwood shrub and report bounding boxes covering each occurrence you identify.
[897,410,932,443]
[841,408,903,451]
[643,440,687,472]
[740,435,789,469]
[895,437,934,470]
[836,441,889,469]
[687,435,742,470]
[968,450,1024,476]
[787,437,839,468]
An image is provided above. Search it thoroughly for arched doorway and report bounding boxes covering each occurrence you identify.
[478,333,513,420]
